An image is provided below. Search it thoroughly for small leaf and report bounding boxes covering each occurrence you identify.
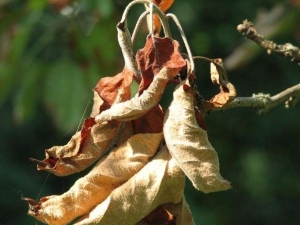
[207,58,236,108]
[163,79,231,193]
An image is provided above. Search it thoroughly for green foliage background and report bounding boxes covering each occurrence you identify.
[1,0,300,224]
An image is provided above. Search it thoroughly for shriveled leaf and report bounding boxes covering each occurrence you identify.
[136,36,186,93]
[163,79,231,193]
[93,67,133,112]
[31,121,123,176]
[31,68,133,176]
[73,146,185,225]
[25,133,163,225]
[133,104,165,133]
[207,58,236,108]
[95,67,176,123]
[95,36,185,123]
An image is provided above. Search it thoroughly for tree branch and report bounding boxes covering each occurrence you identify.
[237,20,300,65]
[204,83,300,114]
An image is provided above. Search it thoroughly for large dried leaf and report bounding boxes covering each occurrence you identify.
[95,36,186,123]
[95,67,175,123]
[31,68,133,176]
[163,79,231,193]
[25,132,163,225]
[73,146,185,225]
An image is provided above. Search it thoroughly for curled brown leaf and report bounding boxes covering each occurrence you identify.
[31,68,133,176]
[163,79,231,193]
[207,58,236,108]
[95,67,175,123]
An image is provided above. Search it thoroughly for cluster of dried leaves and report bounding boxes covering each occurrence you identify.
[24,1,236,224]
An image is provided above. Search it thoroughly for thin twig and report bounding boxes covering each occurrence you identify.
[237,20,300,65]
[203,83,300,113]
[167,13,195,73]
[131,10,149,43]
[121,0,172,37]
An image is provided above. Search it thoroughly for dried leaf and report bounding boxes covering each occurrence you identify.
[163,79,231,193]
[207,58,236,108]
[95,36,185,123]
[31,68,133,176]
[25,133,163,225]
[133,104,165,133]
[136,36,186,93]
[95,67,176,123]
[93,67,133,112]
[73,146,185,225]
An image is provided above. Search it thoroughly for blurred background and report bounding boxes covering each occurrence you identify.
[1,0,300,224]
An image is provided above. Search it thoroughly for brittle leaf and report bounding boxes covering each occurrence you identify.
[95,37,185,123]
[95,67,175,123]
[208,58,236,108]
[25,132,163,225]
[31,68,133,176]
[133,104,165,133]
[137,36,186,93]
[73,146,185,225]
[163,79,231,193]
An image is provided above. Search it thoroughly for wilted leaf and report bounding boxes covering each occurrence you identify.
[25,132,163,225]
[95,37,185,123]
[31,68,133,176]
[136,36,186,94]
[133,104,165,133]
[95,67,175,123]
[163,79,231,193]
[207,58,236,108]
[73,146,185,225]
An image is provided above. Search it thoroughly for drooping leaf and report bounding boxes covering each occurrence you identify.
[163,79,231,193]
[136,36,186,94]
[25,132,163,225]
[206,58,236,108]
[95,36,186,123]
[32,68,133,176]
[95,67,174,123]
[132,104,165,133]
[73,146,185,225]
